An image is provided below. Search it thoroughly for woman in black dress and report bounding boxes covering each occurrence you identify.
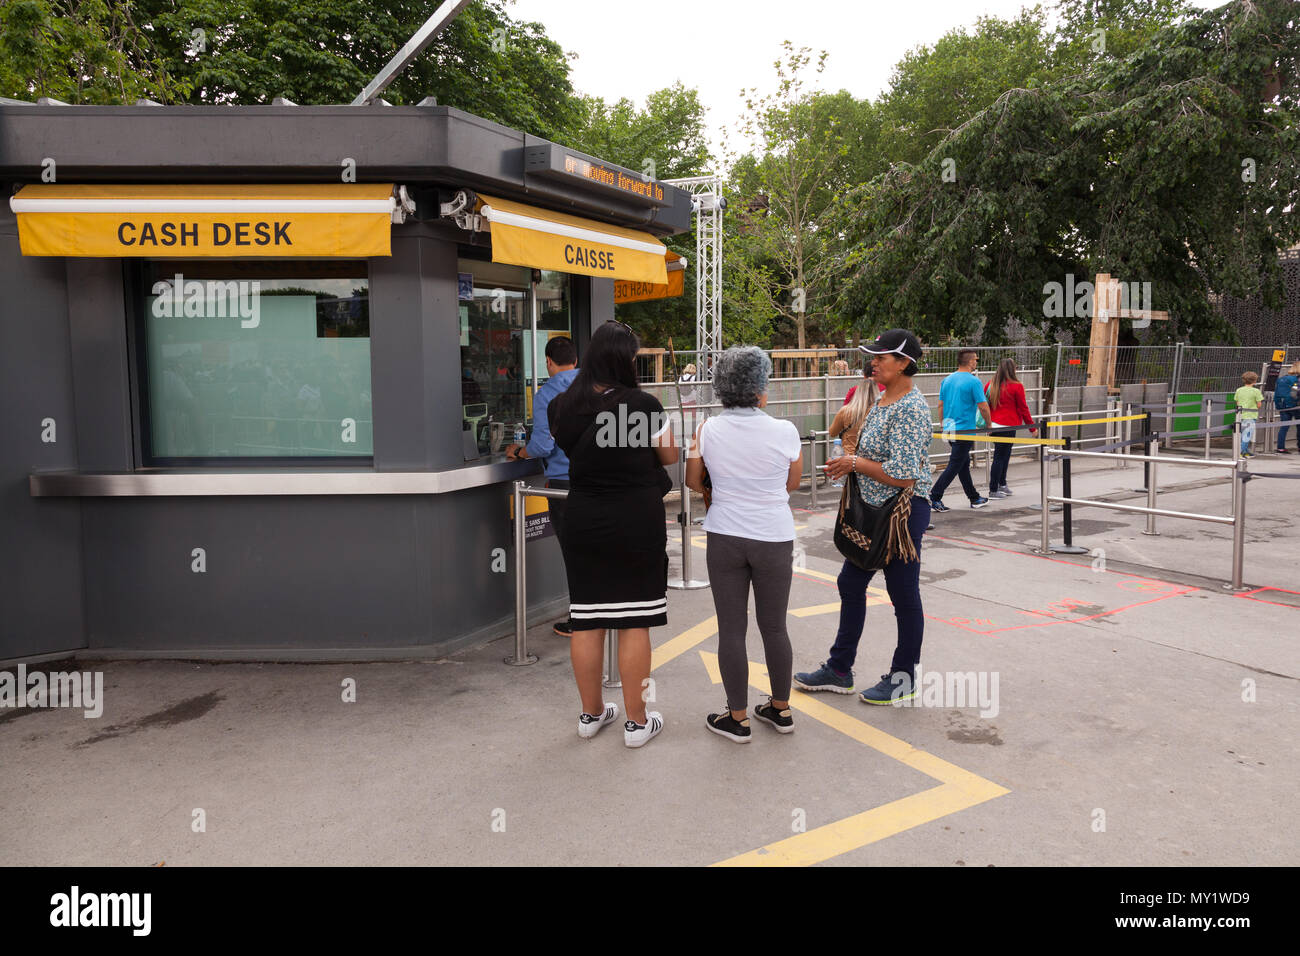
[549,321,679,748]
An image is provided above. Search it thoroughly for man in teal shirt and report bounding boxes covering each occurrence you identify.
[930,349,993,511]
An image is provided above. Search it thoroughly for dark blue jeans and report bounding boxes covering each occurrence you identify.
[1277,408,1299,450]
[930,438,978,503]
[828,497,930,680]
[988,429,1016,492]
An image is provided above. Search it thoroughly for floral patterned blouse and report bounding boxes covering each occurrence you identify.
[854,386,934,505]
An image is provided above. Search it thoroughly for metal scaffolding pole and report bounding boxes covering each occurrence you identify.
[664,175,724,378]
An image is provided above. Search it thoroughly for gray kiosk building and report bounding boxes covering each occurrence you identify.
[0,102,692,662]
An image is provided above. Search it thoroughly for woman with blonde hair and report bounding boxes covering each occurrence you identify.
[984,358,1036,497]
[829,365,878,464]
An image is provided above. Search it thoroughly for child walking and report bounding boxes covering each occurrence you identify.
[1233,372,1264,458]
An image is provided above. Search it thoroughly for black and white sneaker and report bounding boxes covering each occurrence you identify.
[577,702,618,739]
[624,711,664,748]
[706,708,751,743]
[753,697,794,734]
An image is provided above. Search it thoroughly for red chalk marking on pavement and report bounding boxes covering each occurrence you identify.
[1233,586,1300,609]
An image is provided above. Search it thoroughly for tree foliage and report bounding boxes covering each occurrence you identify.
[1,1,581,140]
[843,0,1299,344]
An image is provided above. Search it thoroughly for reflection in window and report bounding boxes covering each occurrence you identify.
[141,261,371,460]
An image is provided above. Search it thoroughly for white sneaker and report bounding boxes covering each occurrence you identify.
[577,702,618,739]
[624,711,664,748]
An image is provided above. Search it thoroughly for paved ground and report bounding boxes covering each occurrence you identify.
[2,444,1297,866]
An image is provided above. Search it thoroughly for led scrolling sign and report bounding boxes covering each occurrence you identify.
[524,144,669,208]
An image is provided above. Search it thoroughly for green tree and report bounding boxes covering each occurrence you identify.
[2,1,582,141]
[844,0,1298,345]
[567,84,714,350]
[724,43,866,350]
[0,0,192,103]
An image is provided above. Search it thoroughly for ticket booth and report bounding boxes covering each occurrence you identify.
[0,100,692,661]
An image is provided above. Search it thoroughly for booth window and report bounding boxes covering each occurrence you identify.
[457,259,571,454]
[136,260,371,462]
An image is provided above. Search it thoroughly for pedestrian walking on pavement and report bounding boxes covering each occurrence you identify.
[984,358,1036,498]
[930,349,992,512]
[686,347,803,743]
[1274,361,1299,453]
[794,329,933,705]
[1234,371,1264,458]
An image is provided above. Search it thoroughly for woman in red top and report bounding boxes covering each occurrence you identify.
[984,359,1036,497]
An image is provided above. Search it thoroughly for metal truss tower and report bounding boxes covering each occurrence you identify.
[664,175,724,377]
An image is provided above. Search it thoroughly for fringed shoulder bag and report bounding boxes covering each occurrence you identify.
[833,474,919,573]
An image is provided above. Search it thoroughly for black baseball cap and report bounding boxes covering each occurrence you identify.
[858,329,923,365]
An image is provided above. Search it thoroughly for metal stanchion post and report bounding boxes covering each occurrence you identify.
[668,451,708,590]
[1204,397,1212,459]
[1142,439,1159,536]
[507,480,539,665]
[1231,418,1242,520]
[603,629,622,687]
[1121,402,1130,469]
[812,430,828,511]
[1164,393,1174,450]
[1035,441,1051,554]
[1225,459,1248,591]
[1053,436,1087,554]
[1135,411,1152,493]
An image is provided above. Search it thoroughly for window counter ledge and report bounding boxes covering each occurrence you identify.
[28,458,542,497]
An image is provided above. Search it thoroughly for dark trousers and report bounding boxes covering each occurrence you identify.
[827,498,930,679]
[705,532,794,711]
[988,428,1016,492]
[1277,409,1299,450]
[930,438,978,503]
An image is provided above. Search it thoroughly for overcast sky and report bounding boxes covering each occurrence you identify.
[507,0,1046,161]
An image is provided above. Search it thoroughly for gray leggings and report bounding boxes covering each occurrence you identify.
[705,532,794,711]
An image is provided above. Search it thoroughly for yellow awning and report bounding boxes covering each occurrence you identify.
[478,194,667,284]
[615,250,687,304]
[10,184,398,257]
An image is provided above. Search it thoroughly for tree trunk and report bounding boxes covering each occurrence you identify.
[797,312,806,350]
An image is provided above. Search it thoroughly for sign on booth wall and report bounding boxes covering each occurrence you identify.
[509,492,554,541]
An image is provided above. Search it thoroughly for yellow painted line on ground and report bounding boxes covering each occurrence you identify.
[716,782,1003,866]
[933,433,1064,445]
[794,567,890,602]
[790,596,889,616]
[652,615,718,670]
[1047,414,1146,427]
[695,653,1011,867]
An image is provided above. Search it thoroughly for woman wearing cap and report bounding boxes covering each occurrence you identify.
[685,346,803,743]
[794,330,933,704]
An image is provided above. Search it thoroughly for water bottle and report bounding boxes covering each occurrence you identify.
[514,422,527,446]
[830,437,844,488]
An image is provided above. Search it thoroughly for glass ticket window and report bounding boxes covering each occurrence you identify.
[138,260,371,462]
[528,268,572,393]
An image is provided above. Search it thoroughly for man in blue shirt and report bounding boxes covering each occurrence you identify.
[505,336,579,635]
[930,349,993,511]
[1275,361,1299,453]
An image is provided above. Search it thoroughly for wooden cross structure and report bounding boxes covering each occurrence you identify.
[1085,273,1170,389]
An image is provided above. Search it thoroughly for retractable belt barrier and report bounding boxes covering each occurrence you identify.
[1034,443,1251,590]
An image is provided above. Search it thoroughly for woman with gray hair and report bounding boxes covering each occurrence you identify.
[685,346,803,743]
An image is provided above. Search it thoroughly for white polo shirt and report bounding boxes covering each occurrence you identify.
[698,407,803,542]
